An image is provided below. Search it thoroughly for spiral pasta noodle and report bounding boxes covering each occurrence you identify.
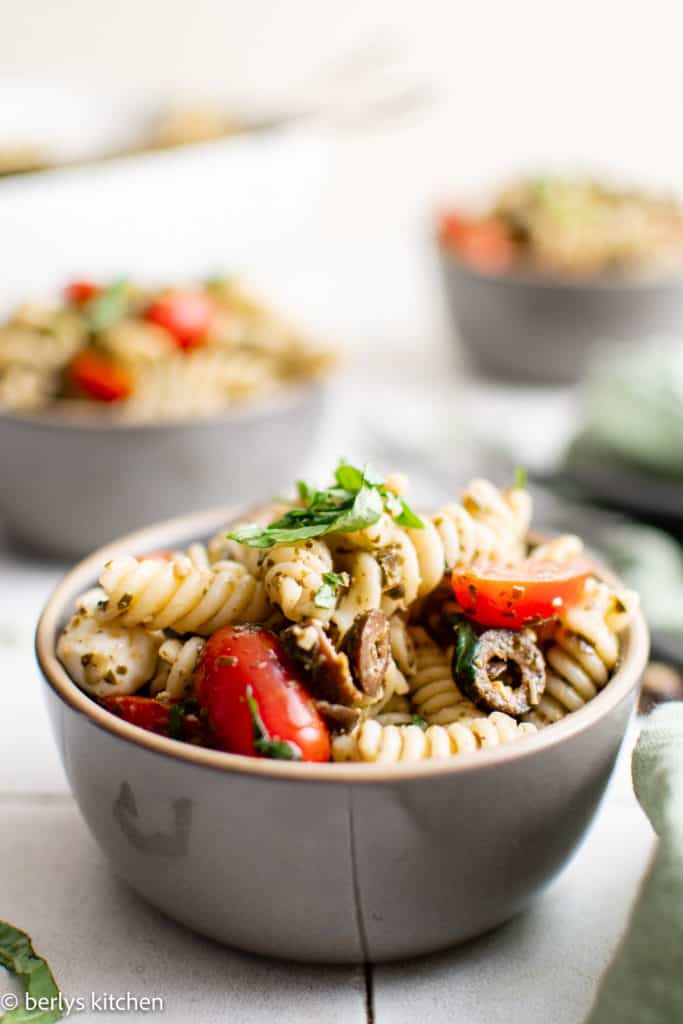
[332,713,536,763]
[97,554,269,634]
[525,578,638,727]
[150,636,206,701]
[407,627,479,725]
[259,538,336,623]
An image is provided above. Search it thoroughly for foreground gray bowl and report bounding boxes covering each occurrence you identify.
[0,384,325,558]
[439,248,683,384]
[36,507,649,963]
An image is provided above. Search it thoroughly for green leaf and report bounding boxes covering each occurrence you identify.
[411,714,428,730]
[86,279,130,334]
[453,616,480,687]
[228,461,423,547]
[334,462,364,491]
[394,499,424,529]
[0,921,62,1023]
[168,699,200,741]
[514,466,528,489]
[244,686,302,761]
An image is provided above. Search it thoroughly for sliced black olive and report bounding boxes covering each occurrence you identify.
[452,618,545,716]
[282,621,359,706]
[314,701,362,733]
[342,610,390,697]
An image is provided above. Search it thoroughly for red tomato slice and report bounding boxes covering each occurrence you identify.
[145,290,213,349]
[69,350,133,402]
[101,695,208,743]
[452,559,593,630]
[195,626,331,762]
[439,213,515,273]
[64,279,101,305]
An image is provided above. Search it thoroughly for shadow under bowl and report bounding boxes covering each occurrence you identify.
[0,382,326,559]
[439,248,683,385]
[36,506,649,963]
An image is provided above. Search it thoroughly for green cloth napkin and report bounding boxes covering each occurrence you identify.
[585,703,683,1023]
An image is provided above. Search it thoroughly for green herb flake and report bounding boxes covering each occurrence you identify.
[244,686,302,761]
[315,571,350,609]
[0,920,62,1023]
[229,460,424,549]
[411,714,428,731]
[86,279,130,334]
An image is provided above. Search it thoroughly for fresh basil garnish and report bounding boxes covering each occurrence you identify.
[168,698,200,741]
[87,279,130,334]
[245,686,302,761]
[228,461,424,549]
[411,714,428,730]
[0,921,62,1023]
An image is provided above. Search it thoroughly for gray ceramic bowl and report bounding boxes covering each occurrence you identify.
[0,383,326,559]
[438,248,683,384]
[36,507,649,963]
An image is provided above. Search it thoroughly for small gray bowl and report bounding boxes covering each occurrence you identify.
[0,383,326,559]
[438,248,683,384]
[36,507,649,963]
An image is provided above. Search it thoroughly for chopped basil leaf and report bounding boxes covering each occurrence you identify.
[87,279,130,334]
[411,714,428,730]
[315,571,350,609]
[228,461,424,548]
[0,921,62,1023]
[245,686,302,761]
[393,499,425,529]
[168,698,200,741]
[514,466,528,489]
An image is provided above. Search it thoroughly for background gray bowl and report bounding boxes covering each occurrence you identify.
[0,383,326,559]
[37,506,649,963]
[438,249,683,384]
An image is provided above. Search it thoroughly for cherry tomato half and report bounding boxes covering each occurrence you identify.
[69,350,133,402]
[101,695,208,744]
[452,559,593,630]
[194,626,331,762]
[439,213,515,274]
[145,290,213,349]
[64,279,101,305]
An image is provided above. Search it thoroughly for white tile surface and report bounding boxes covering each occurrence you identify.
[0,798,367,1024]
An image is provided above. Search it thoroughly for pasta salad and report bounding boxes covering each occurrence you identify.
[57,462,639,765]
[439,177,683,278]
[0,277,334,419]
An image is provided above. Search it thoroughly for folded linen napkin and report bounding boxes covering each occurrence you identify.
[585,703,683,1023]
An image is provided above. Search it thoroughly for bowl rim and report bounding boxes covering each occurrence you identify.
[36,504,650,782]
[0,378,326,433]
[437,241,683,293]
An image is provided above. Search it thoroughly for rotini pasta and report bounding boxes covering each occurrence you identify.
[525,578,638,727]
[332,713,537,763]
[408,627,479,725]
[97,554,269,634]
[150,636,206,701]
[260,539,336,623]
